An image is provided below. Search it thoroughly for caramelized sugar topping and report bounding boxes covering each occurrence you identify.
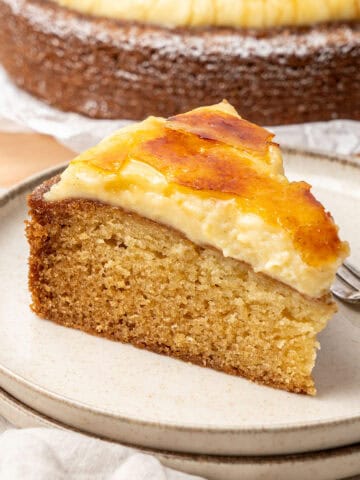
[77,106,345,267]
[137,129,342,266]
[168,110,274,154]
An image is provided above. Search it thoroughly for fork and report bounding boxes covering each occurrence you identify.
[331,261,360,305]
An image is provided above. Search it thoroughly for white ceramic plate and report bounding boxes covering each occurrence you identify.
[0,386,359,480]
[0,150,359,457]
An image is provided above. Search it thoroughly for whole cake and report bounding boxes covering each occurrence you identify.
[0,0,359,124]
[26,101,349,395]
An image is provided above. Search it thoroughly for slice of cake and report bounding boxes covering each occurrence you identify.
[26,101,349,395]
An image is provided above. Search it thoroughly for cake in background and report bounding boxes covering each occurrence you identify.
[26,101,349,395]
[0,0,359,125]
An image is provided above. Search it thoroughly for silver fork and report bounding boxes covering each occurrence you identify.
[331,261,360,305]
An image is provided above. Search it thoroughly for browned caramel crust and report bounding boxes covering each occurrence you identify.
[0,0,359,124]
[132,128,345,266]
[167,110,274,153]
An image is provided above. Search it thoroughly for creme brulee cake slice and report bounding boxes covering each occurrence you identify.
[27,101,349,394]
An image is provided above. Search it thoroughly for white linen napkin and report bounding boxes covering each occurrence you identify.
[0,418,202,480]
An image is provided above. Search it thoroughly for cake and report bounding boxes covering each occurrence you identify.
[0,0,359,125]
[26,101,349,395]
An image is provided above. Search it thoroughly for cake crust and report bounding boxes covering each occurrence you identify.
[27,176,337,395]
[1,0,359,124]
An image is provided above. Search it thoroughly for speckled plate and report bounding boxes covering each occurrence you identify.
[0,149,359,457]
[0,386,359,480]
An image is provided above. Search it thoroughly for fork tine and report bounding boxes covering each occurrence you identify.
[343,261,360,280]
[332,287,360,305]
[348,292,360,302]
[338,263,360,290]
[332,285,352,300]
[332,278,360,304]
[332,261,360,305]
[336,270,358,291]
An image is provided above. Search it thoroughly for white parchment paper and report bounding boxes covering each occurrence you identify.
[1,66,359,156]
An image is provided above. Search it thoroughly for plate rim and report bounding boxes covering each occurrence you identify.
[0,149,360,437]
[1,385,360,466]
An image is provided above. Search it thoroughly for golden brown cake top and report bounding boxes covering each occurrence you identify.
[54,0,360,28]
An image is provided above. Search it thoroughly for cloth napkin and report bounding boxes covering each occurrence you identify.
[0,415,202,480]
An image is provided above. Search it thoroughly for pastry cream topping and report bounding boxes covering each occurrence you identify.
[54,0,360,28]
[46,101,349,298]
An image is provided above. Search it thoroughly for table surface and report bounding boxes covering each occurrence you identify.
[0,132,74,188]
